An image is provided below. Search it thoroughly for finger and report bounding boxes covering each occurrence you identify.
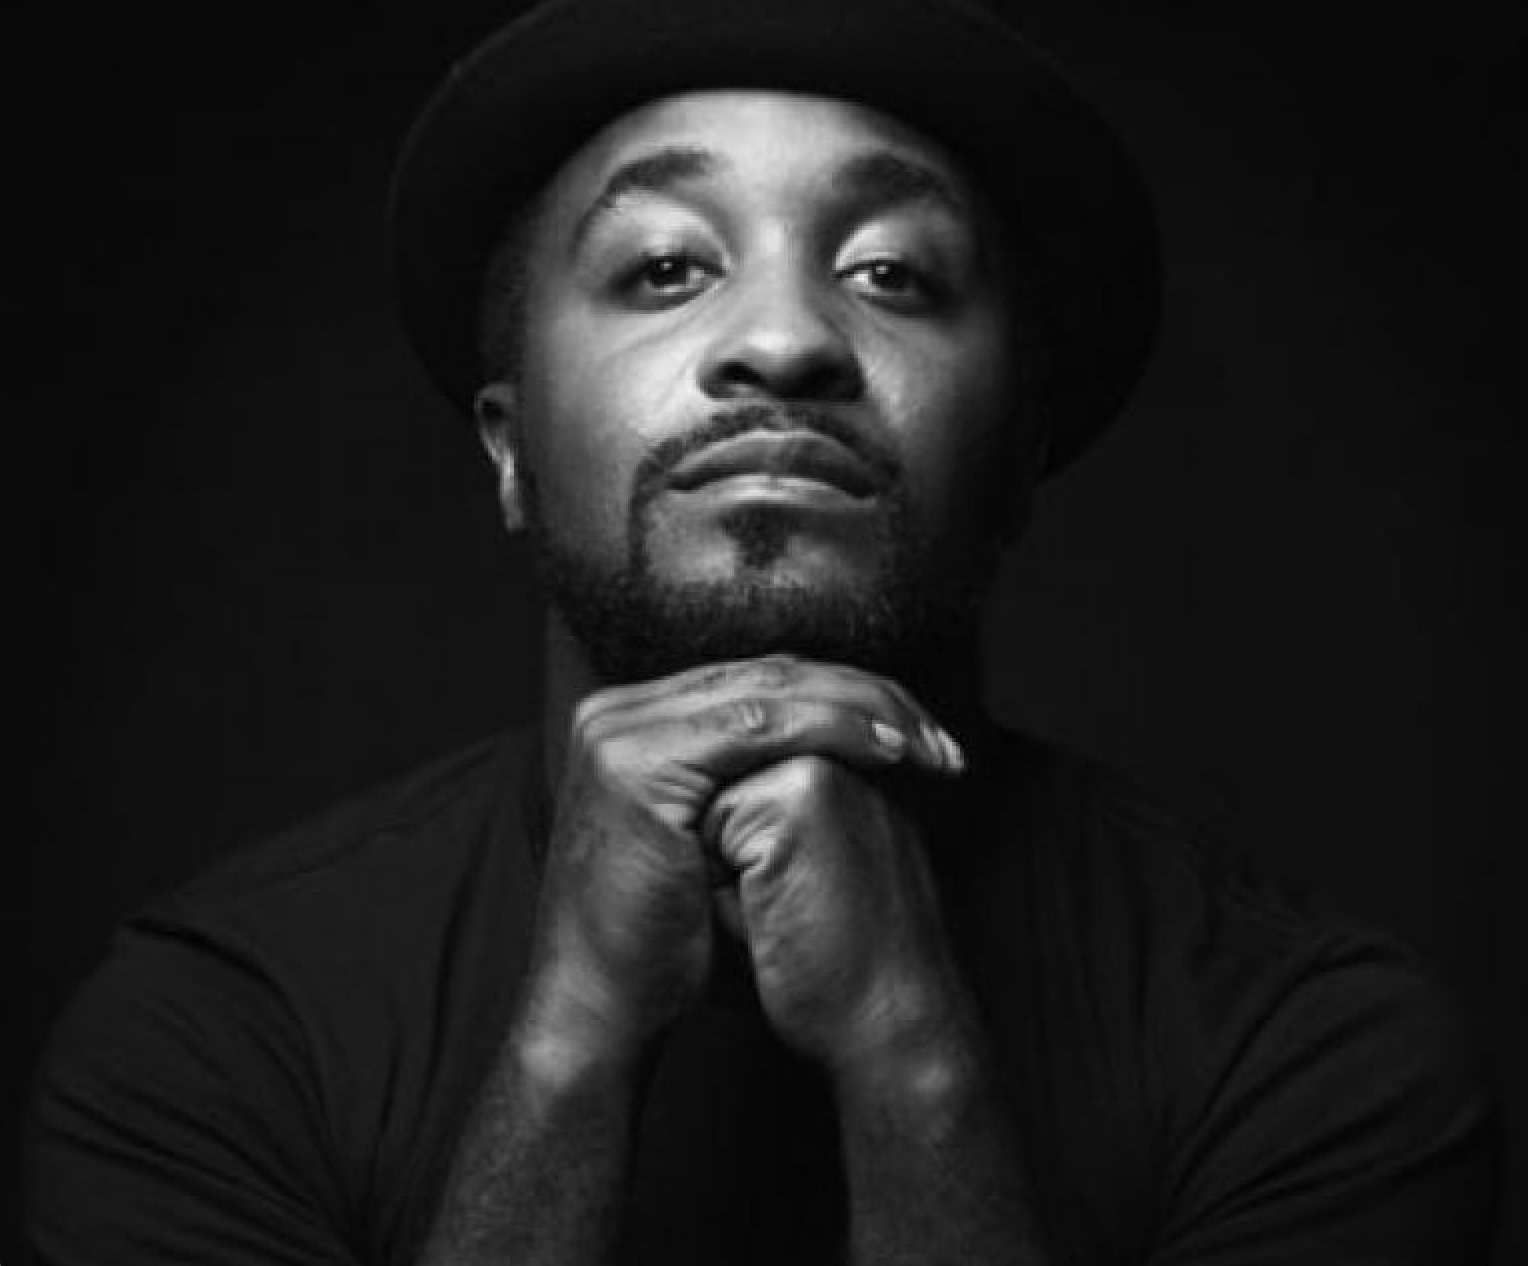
[664,695,954,784]
[588,698,923,817]
[573,654,801,716]
[762,661,961,768]
[582,657,964,771]
[700,755,841,877]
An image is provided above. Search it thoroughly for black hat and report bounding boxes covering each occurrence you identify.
[389,0,1160,476]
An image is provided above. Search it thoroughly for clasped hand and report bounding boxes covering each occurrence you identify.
[521,655,969,1081]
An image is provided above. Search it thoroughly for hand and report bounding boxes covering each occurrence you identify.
[518,657,961,1077]
[701,752,972,1076]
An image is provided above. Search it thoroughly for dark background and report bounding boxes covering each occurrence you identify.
[8,0,1524,1258]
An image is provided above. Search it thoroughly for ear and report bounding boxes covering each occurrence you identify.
[474,381,526,534]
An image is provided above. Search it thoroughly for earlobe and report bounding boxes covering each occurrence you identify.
[474,382,526,533]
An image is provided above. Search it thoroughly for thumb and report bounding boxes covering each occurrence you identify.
[701,767,794,877]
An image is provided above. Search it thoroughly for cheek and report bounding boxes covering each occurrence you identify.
[870,322,1027,522]
[517,337,630,545]
[517,313,695,544]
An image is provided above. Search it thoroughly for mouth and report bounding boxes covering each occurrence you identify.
[666,431,883,499]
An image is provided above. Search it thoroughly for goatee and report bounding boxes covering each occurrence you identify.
[523,405,1000,686]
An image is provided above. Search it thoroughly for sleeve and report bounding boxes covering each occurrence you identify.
[25,923,363,1266]
[1149,934,1501,1265]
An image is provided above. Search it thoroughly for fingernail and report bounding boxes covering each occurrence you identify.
[942,729,966,773]
[920,723,943,765]
[870,719,907,754]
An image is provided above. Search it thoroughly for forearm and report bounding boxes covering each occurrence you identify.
[416,1011,640,1266]
[836,1025,1051,1266]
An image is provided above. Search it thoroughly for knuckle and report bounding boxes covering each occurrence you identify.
[736,828,787,872]
[772,753,835,801]
[716,697,778,737]
[587,729,641,782]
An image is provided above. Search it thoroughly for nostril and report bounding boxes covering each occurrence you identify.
[711,359,770,394]
[704,347,864,403]
[793,357,863,402]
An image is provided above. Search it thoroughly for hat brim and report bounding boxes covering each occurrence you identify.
[388,0,1161,476]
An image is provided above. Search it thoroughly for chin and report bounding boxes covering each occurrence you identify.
[643,500,887,587]
[562,573,941,685]
[648,541,886,598]
[529,493,998,687]
[536,545,979,691]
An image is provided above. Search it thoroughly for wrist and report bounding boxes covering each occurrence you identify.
[512,957,655,1091]
[509,1015,643,1103]
[831,976,988,1118]
[834,958,977,1062]
[838,1019,981,1101]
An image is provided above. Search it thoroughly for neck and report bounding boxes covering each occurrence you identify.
[538,608,990,802]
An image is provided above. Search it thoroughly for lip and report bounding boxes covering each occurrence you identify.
[666,431,882,498]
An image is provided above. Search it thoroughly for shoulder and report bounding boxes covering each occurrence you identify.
[995,727,1492,1092]
[126,726,543,977]
[163,726,537,914]
[988,726,1415,975]
[38,721,543,1068]
[78,721,547,1095]
[29,727,547,1259]
[979,727,1501,1259]
[974,728,1327,979]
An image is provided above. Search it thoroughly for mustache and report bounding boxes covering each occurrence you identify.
[631,404,902,506]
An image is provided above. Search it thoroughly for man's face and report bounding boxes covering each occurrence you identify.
[481,90,1043,684]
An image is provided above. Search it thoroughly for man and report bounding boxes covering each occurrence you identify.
[26,0,1499,1263]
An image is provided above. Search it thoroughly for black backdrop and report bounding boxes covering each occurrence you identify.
[9,1,1525,1259]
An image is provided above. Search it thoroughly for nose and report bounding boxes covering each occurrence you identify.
[697,269,865,403]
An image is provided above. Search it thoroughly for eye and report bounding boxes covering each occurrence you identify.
[616,250,717,306]
[842,257,942,309]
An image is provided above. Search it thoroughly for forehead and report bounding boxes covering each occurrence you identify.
[540,89,978,216]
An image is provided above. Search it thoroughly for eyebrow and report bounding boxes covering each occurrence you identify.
[566,142,971,254]
[831,150,970,221]
[570,145,720,251]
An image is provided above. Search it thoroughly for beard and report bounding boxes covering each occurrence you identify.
[523,406,1004,687]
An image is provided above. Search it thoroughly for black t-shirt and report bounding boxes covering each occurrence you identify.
[26,725,1499,1264]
